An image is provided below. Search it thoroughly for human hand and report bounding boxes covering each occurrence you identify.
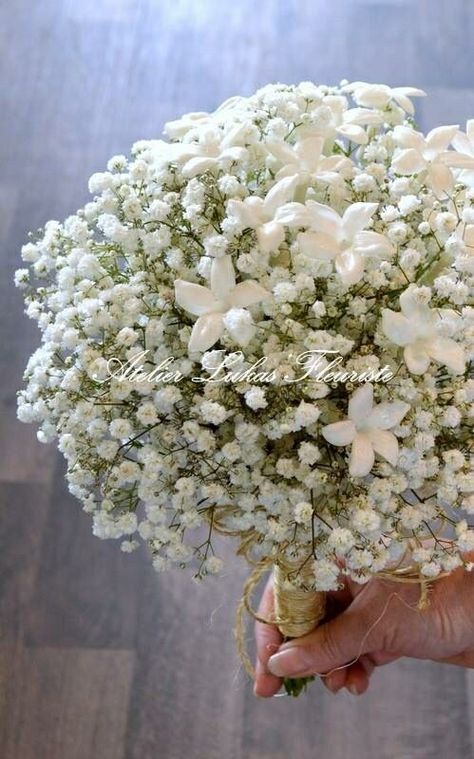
[254,556,474,698]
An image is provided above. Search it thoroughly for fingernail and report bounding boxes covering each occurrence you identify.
[267,647,312,677]
[347,682,360,696]
[325,677,340,694]
[265,642,280,655]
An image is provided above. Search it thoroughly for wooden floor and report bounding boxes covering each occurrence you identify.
[1,1,474,757]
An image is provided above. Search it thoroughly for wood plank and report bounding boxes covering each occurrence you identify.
[25,455,144,649]
[125,544,247,759]
[0,483,51,643]
[0,646,134,759]
[242,659,471,759]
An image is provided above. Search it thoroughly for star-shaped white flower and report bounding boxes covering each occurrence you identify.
[166,124,249,178]
[392,125,474,196]
[331,103,385,145]
[266,136,353,185]
[322,384,410,477]
[174,256,270,352]
[382,285,466,375]
[226,175,298,252]
[342,82,426,115]
[164,96,247,139]
[283,200,393,285]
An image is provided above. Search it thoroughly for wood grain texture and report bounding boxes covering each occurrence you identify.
[1,1,474,757]
[0,646,134,759]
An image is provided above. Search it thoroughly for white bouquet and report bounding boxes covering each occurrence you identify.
[16,81,473,692]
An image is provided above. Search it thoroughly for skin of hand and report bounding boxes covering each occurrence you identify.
[254,554,474,698]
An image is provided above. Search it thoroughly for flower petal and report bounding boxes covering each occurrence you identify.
[220,121,248,147]
[298,231,339,260]
[226,197,263,229]
[295,135,325,166]
[210,255,236,300]
[404,344,431,374]
[427,162,453,196]
[220,147,248,164]
[382,308,415,346]
[175,280,219,316]
[266,141,298,165]
[336,123,368,145]
[368,401,410,430]
[349,433,375,477]
[399,286,433,319]
[182,156,218,178]
[465,224,474,247]
[229,280,270,308]
[426,125,459,152]
[392,148,426,175]
[257,220,285,252]
[188,313,225,353]
[322,420,356,446]
[334,248,365,285]
[348,384,373,426]
[467,119,474,144]
[367,429,399,466]
[393,126,426,152]
[440,151,474,169]
[262,175,298,217]
[426,337,466,374]
[452,130,474,157]
[342,202,378,239]
[352,231,394,258]
[344,107,384,126]
[458,169,474,188]
[273,202,311,227]
[305,200,341,237]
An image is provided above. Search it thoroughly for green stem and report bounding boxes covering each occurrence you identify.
[283,676,315,697]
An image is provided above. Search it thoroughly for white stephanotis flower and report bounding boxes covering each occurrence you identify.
[266,136,353,184]
[329,102,385,145]
[226,175,298,252]
[391,125,474,195]
[285,200,393,285]
[166,124,249,178]
[163,95,248,139]
[174,255,270,352]
[342,82,426,115]
[382,285,466,374]
[322,383,410,477]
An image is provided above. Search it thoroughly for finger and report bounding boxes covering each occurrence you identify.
[344,654,375,695]
[267,605,373,679]
[322,666,347,694]
[254,575,283,697]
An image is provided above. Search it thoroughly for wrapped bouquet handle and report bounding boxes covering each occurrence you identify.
[235,554,327,695]
[273,558,326,638]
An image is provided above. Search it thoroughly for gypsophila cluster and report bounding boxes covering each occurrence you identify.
[16,81,473,589]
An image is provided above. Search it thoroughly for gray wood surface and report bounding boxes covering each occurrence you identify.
[1,1,474,757]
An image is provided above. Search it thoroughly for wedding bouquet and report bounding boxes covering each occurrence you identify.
[16,80,473,692]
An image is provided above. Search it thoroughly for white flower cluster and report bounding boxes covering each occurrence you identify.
[16,81,473,589]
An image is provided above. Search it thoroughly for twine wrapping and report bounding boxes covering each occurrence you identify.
[273,557,326,638]
[234,553,439,682]
[234,555,326,678]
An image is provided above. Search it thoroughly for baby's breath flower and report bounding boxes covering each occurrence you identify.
[16,80,473,589]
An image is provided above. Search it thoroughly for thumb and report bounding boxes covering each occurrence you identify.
[267,607,373,678]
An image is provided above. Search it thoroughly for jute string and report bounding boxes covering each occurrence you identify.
[235,556,326,678]
[235,557,441,680]
[273,557,326,637]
